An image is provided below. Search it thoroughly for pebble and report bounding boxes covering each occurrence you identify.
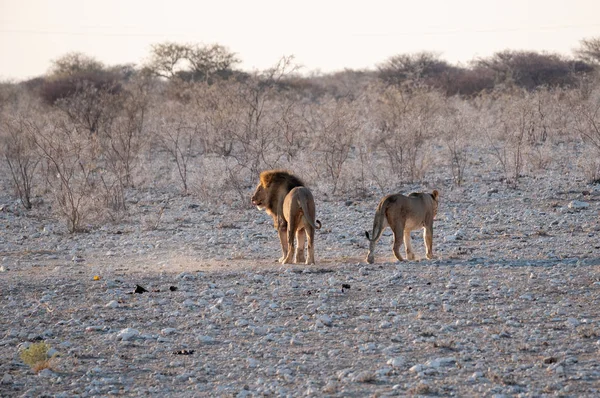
[116,328,140,341]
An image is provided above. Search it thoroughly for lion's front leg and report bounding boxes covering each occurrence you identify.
[277,224,288,263]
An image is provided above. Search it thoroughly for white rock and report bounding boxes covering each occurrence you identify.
[379,321,392,329]
[351,370,375,383]
[116,328,140,341]
[105,300,119,308]
[182,299,196,308]
[198,335,215,344]
[568,200,589,209]
[426,357,457,368]
[161,328,177,335]
[409,364,425,373]
[1,373,13,384]
[468,371,484,382]
[318,315,333,327]
[387,357,405,368]
[290,334,303,346]
[468,278,481,287]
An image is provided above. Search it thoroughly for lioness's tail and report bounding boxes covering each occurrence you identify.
[299,199,322,230]
[365,197,389,242]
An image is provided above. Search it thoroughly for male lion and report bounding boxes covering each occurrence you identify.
[365,190,439,264]
[251,170,321,264]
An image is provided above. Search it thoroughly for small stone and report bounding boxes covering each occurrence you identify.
[387,357,405,368]
[161,328,177,335]
[426,357,457,368]
[351,370,376,383]
[568,200,589,209]
[318,315,333,327]
[198,335,215,344]
[1,373,13,384]
[105,300,119,308]
[116,328,140,341]
[409,364,425,373]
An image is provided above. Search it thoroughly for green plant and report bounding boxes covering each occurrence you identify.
[19,342,55,373]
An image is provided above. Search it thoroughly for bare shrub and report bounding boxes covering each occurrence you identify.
[439,100,473,186]
[99,78,150,192]
[482,91,544,185]
[574,36,600,66]
[569,85,600,182]
[156,104,203,195]
[1,115,40,209]
[475,50,593,90]
[52,81,122,136]
[370,84,440,184]
[223,57,302,189]
[305,98,362,194]
[32,117,99,232]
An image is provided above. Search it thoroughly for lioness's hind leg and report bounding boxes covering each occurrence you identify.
[403,229,415,260]
[424,225,434,259]
[295,229,306,263]
[392,228,404,262]
[306,225,315,265]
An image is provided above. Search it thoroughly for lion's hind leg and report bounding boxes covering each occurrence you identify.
[282,219,296,264]
[295,228,306,263]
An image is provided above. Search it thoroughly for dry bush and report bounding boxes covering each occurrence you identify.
[369,84,440,184]
[155,102,203,195]
[305,98,362,194]
[1,114,40,209]
[32,115,100,232]
[482,91,540,185]
[569,85,600,183]
[99,78,150,190]
[437,98,478,186]
[475,50,593,90]
[19,342,55,373]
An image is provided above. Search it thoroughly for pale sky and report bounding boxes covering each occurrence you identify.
[1,0,599,81]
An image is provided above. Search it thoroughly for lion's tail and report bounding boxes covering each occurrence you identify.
[299,199,322,230]
[365,198,389,242]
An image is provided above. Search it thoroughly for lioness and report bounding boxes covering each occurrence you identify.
[251,170,321,264]
[365,190,439,264]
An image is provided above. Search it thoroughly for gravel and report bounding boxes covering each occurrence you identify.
[1,170,600,397]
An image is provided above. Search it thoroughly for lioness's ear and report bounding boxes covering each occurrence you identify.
[432,190,439,201]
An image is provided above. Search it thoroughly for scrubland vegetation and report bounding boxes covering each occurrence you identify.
[1,38,600,232]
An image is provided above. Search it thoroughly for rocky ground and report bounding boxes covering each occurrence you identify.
[1,170,600,397]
